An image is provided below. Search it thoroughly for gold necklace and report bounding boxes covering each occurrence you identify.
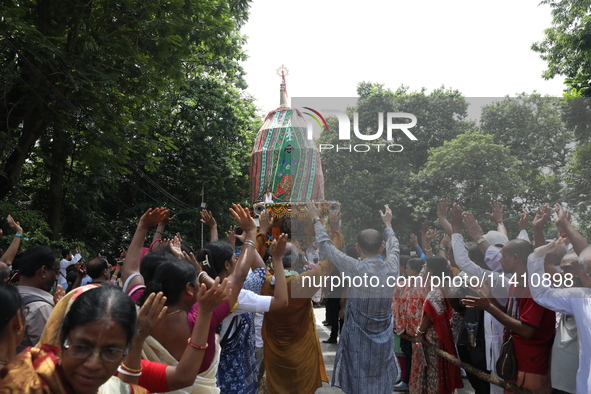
[165,309,186,316]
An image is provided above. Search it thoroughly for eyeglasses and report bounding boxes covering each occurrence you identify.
[45,265,61,276]
[62,339,127,363]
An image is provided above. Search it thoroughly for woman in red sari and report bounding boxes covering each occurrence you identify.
[411,256,463,394]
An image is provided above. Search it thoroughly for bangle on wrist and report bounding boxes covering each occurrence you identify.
[15,233,29,241]
[154,230,163,235]
[424,248,432,252]
[560,233,567,238]
[440,247,447,251]
[477,238,486,245]
[149,238,162,251]
[117,366,142,377]
[417,327,425,334]
[243,239,256,248]
[198,271,208,284]
[495,220,504,224]
[187,338,208,350]
[120,362,142,374]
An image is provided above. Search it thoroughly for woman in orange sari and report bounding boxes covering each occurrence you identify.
[0,285,147,394]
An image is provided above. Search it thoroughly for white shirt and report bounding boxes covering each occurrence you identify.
[254,312,264,348]
[452,233,507,380]
[219,289,272,340]
[517,229,530,243]
[58,253,81,289]
[528,254,591,394]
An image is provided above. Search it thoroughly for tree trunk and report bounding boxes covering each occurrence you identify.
[48,128,68,240]
[0,115,46,199]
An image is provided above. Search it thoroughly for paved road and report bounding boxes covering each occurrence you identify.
[312,306,476,394]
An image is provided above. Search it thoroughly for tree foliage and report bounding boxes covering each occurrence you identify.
[533,2,591,236]
[319,85,581,243]
[319,82,473,241]
[0,0,259,251]
[479,94,572,209]
[412,132,522,222]
[532,0,591,95]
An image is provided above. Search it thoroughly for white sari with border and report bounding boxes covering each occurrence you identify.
[141,334,221,394]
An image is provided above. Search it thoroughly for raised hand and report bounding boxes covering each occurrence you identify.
[235,232,246,243]
[225,225,237,245]
[486,201,504,223]
[140,207,170,229]
[554,203,568,228]
[437,199,450,219]
[200,210,217,228]
[410,234,419,247]
[450,203,464,233]
[229,204,256,233]
[533,237,567,259]
[532,205,551,228]
[425,228,440,242]
[462,211,484,241]
[162,212,176,225]
[437,199,453,236]
[440,234,450,249]
[518,210,529,231]
[328,211,341,232]
[136,292,168,340]
[182,251,201,272]
[270,233,288,258]
[197,277,231,312]
[258,209,274,234]
[379,204,393,228]
[306,201,321,221]
[169,235,183,259]
[7,215,22,234]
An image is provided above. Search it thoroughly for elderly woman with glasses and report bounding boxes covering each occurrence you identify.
[0,285,145,394]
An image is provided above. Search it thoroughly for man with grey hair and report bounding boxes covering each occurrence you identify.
[308,202,400,394]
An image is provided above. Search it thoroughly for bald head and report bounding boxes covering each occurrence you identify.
[505,239,533,264]
[559,252,580,276]
[357,229,383,255]
[87,257,109,280]
[545,244,567,266]
[579,246,591,274]
[0,262,10,283]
